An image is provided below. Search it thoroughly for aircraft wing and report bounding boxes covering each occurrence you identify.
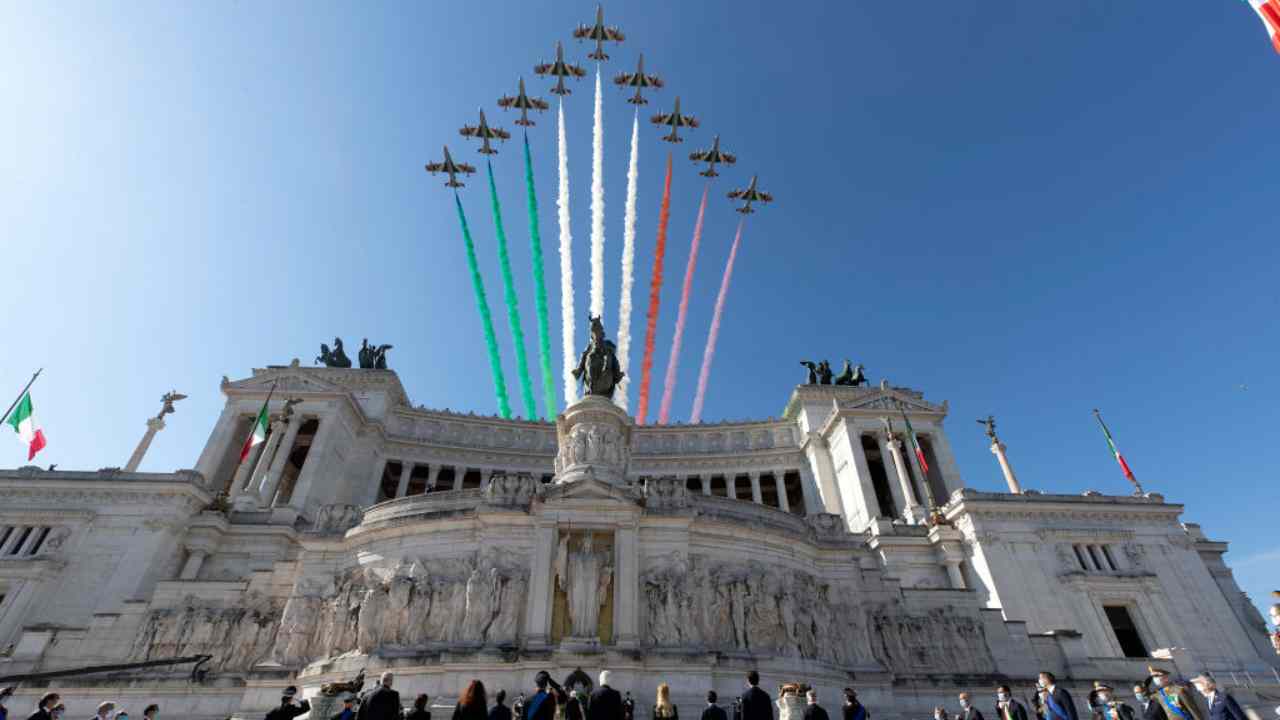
[572,26,593,39]
[533,62,553,75]
[650,112,672,125]
[727,189,745,199]
[682,116,700,128]
[492,127,512,141]
[612,72,636,86]
[721,151,737,164]
[605,28,625,41]
[530,97,550,110]
[459,125,479,137]
[456,162,476,174]
[425,162,445,173]
[568,64,587,78]
[648,76,665,88]
[497,96,517,108]
[756,191,773,202]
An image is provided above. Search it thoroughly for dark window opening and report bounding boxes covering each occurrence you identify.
[1104,605,1149,658]
[8,528,32,556]
[916,435,948,506]
[1087,545,1104,571]
[219,415,255,494]
[733,474,752,501]
[709,475,728,497]
[377,462,403,503]
[541,474,554,484]
[436,466,458,490]
[1101,545,1118,571]
[862,435,898,518]
[784,471,806,516]
[461,468,482,489]
[685,475,702,493]
[1072,545,1089,571]
[760,473,779,508]
[274,418,319,506]
[406,464,431,496]
[0,527,12,551]
[26,527,51,556]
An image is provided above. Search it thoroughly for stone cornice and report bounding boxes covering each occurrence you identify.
[782,384,947,420]
[222,367,377,428]
[945,488,1184,525]
[630,449,808,474]
[0,469,212,513]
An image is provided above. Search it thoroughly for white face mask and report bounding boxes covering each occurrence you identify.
[1135,694,1146,702]
[1154,678,1168,689]
[1098,694,1111,703]
[998,694,1010,703]
[960,700,971,709]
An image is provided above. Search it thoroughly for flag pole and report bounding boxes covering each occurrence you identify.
[236,379,279,465]
[1092,408,1144,495]
[0,369,44,426]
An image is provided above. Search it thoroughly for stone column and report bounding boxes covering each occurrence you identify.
[802,432,843,515]
[286,417,333,515]
[426,464,441,491]
[699,475,710,495]
[796,464,823,516]
[775,473,790,512]
[251,420,286,484]
[366,456,388,505]
[194,404,238,483]
[750,472,763,504]
[124,416,166,472]
[929,524,967,590]
[260,413,305,506]
[524,523,558,649]
[395,461,413,498]
[848,430,881,524]
[613,525,639,649]
[726,474,738,501]
[884,433,926,523]
[179,549,208,580]
[234,419,284,510]
[990,441,1022,494]
[926,430,964,498]
[229,430,268,501]
[455,466,470,489]
[480,468,494,492]
[875,433,908,515]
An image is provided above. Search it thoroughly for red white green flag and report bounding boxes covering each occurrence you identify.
[1093,409,1136,483]
[1244,0,1280,54]
[899,408,930,475]
[239,401,269,462]
[6,391,47,460]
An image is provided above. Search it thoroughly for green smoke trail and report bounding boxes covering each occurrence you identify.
[486,159,537,421]
[523,133,557,419]
[454,191,511,419]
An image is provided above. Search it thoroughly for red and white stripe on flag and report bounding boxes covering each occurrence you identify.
[1246,0,1280,53]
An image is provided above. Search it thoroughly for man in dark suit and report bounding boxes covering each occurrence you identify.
[702,692,728,720]
[357,672,402,720]
[1189,672,1245,720]
[1036,672,1077,720]
[266,686,311,720]
[958,693,985,720]
[802,690,829,720]
[994,686,1027,720]
[1133,685,1167,720]
[739,671,773,720]
[588,671,624,720]
[525,671,567,720]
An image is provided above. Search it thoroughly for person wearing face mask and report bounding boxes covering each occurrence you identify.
[994,686,1027,720]
[50,705,65,720]
[1090,683,1134,720]
[934,706,949,720]
[1188,672,1245,720]
[142,705,158,720]
[1132,685,1166,720]
[958,693,984,720]
[1034,672,1077,720]
[1146,668,1201,720]
[114,709,130,720]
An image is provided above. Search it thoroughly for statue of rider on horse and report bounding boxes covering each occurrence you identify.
[572,315,624,400]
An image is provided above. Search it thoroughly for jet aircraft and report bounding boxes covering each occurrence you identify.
[534,41,587,96]
[612,53,663,105]
[497,78,550,127]
[650,96,698,143]
[727,175,773,214]
[573,4,625,61]
[424,146,477,188]
[459,109,511,155]
[689,135,736,177]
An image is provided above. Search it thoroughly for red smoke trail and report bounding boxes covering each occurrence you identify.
[657,181,709,424]
[690,217,744,424]
[636,152,673,425]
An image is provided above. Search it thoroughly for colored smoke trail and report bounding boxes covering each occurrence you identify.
[486,159,537,421]
[523,132,557,419]
[614,110,640,411]
[454,191,511,419]
[690,217,744,424]
[635,152,673,425]
[589,66,606,321]
[557,101,577,406]
[657,181,709,424]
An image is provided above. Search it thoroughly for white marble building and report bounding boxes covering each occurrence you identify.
[0,365,1274,719]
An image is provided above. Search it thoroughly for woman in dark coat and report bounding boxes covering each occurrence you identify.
[407,694,432,720]
[454,683,489,720]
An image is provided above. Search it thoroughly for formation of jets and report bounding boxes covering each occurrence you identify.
[573,5,625,61]
[727,176,773,214]
[534,42,587,96]
[424,146,476,188]
[612,54,663,105]
[650,96,698,143]
[459,109,510,155]
[430,5,772,212]
[497,78,549,127]
[689,136,736,178]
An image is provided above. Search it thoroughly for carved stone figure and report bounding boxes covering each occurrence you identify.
[816,361,833,385]
[356,570,387,653]
[484,472,538,507]
[977,415,998,441]
[834,361,867,387]
[312,504,363,534]
[358,339,393,369]
[317,337,353,368]
[572,316,624,398]
[155,391,187,420]
[461,566,499,643]
[800,361,818,385]
[132,592,282,671]
[556,533,613,638]
[644,476,690,510]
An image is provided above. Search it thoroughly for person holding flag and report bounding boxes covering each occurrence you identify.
[2,369,46,461]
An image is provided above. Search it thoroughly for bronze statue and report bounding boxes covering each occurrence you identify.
[317,337,353,368]
[978,415,998,442]
[154,391,187,421]
[833,360,868,387]
[358,338,393,369]
[800,361,818,385]
[817,360,833,385]
[572,316,624,399]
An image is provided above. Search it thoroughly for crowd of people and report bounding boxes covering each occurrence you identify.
[0,666,1249,720]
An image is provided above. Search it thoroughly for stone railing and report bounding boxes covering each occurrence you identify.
[360,489,485,526]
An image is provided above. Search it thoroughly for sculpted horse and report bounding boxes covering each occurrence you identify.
[572,316,624,399]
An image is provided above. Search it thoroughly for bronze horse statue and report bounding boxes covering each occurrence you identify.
[573,316,624,399]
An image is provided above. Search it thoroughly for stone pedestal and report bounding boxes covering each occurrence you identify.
[555,396,632,485]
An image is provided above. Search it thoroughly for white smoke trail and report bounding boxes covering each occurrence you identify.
[589,66,605,322]
[557,100,577,406]
[615,110,640,411]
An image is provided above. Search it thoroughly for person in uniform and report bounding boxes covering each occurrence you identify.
[523,672,567,720]
[1091,683,1134,720]
[1132,685,1166,720]
[1146,668,1201,720]
[994,686,1027,720]
[266,687,311,720]
[1188,672,1245,720]
[841,689,868,720]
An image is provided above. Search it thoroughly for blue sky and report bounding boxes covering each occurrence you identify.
[1,2,1277,617]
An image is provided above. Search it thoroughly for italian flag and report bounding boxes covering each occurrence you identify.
[6,391,47,461]
[1093,409,1136,483]
[239,401,269,462]
[900,409,930,475]
[1245,0,1280,53]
